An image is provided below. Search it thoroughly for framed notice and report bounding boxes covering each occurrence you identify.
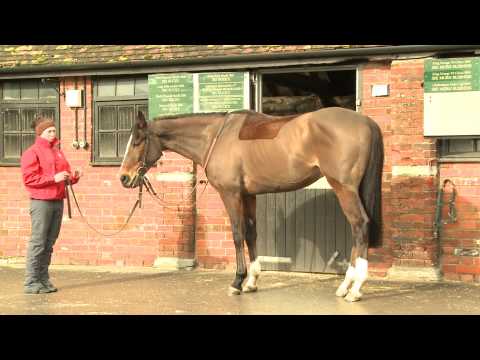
[196,72,250,112]
[424,57,480,136]
[148,73,194,118]
[148,72,250,119]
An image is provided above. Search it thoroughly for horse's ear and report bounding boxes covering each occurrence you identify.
[137,111,147,129]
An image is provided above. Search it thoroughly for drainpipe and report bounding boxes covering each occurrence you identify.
[432,158,442,275]
[72,78,80,149]
[79,76,88,150]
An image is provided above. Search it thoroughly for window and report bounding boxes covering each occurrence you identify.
[0,80,59,165]
[93,76,148,164]
[439,138,480,160]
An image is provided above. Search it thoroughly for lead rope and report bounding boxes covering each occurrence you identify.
[142,176,208,211]
[67,179,141,237]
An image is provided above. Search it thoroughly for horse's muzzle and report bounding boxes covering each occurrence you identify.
[120,174,141,188]
[120,175,130,187]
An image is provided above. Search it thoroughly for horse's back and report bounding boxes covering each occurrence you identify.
[305,107,374,129]
[238,107,373,141]
[273,107,377,184]
[238,111,298,140]
[209,107,378,193]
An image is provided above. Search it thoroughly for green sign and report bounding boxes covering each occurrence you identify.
[424,57,480,93]
[198,72,247,112]
[148,73,194,118]
[148,72,248,119]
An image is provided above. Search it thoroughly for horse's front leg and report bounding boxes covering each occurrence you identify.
[220,191,248,295]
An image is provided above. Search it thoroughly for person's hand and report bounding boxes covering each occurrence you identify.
[54,171,69,183]
[73,169,83,179]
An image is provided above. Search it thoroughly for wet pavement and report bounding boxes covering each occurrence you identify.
[1,264,480,315]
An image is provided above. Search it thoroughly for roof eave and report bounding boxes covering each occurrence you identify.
[0,45,478,76]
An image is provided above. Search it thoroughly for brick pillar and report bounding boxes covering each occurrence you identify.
[387,59,440,280]
[149,151,196,269]
[360,62,394,277]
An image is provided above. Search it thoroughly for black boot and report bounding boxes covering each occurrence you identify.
[41,279,58,292]
[24,282,51,294]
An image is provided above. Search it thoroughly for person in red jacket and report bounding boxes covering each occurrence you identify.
[21,116,82,294]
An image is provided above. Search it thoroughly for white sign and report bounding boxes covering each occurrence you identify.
[65,89,83,107]
[371,84,389,97]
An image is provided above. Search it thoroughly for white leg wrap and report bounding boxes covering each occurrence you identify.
[345,258,368,302]
[355,258,368,279]
[243,259,261,293]
[335,265,355,297]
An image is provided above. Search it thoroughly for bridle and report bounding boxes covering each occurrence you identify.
[133,128,168,209]
[136,130,153,180]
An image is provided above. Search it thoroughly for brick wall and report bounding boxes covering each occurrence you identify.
[439,164,480,282]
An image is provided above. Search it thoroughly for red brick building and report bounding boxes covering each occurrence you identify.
[1,45,479,282]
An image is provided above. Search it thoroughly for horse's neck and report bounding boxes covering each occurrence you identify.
[151,116,223,166]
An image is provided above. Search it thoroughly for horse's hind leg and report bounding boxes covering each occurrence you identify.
[219,191,248,295]
[331,182,370,302]
[243,195,261,293]
[336,246,357,298]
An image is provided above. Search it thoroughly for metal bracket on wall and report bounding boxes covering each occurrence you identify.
[434,179,457,239]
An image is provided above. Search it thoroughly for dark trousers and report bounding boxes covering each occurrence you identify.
[25,199,64,287]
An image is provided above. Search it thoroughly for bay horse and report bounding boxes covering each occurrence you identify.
[119,107,383,302]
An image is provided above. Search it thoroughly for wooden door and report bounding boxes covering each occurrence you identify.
[256,178,352,274]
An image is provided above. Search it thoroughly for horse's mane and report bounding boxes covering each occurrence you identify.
[151,110,254,122]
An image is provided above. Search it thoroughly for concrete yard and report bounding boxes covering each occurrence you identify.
[1,264,480,315]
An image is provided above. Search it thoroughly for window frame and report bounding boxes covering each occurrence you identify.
[438,137,480,162]
[0,79,59,166]
[92,76,148,165]
[93,100,148,165]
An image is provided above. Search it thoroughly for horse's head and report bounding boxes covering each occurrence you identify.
[119,111,163,188]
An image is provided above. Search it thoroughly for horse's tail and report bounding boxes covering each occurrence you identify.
[359,119,384,247]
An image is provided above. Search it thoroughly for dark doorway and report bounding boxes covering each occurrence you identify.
[256,68,356,274]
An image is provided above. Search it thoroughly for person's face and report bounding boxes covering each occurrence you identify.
[40,126,56,142]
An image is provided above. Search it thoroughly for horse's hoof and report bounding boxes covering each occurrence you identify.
[335,286,349,298]
[344,291,362,302]
[228,286,241,296]
[242,285,258,293]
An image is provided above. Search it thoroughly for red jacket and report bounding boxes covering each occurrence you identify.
[21,137,79,200]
